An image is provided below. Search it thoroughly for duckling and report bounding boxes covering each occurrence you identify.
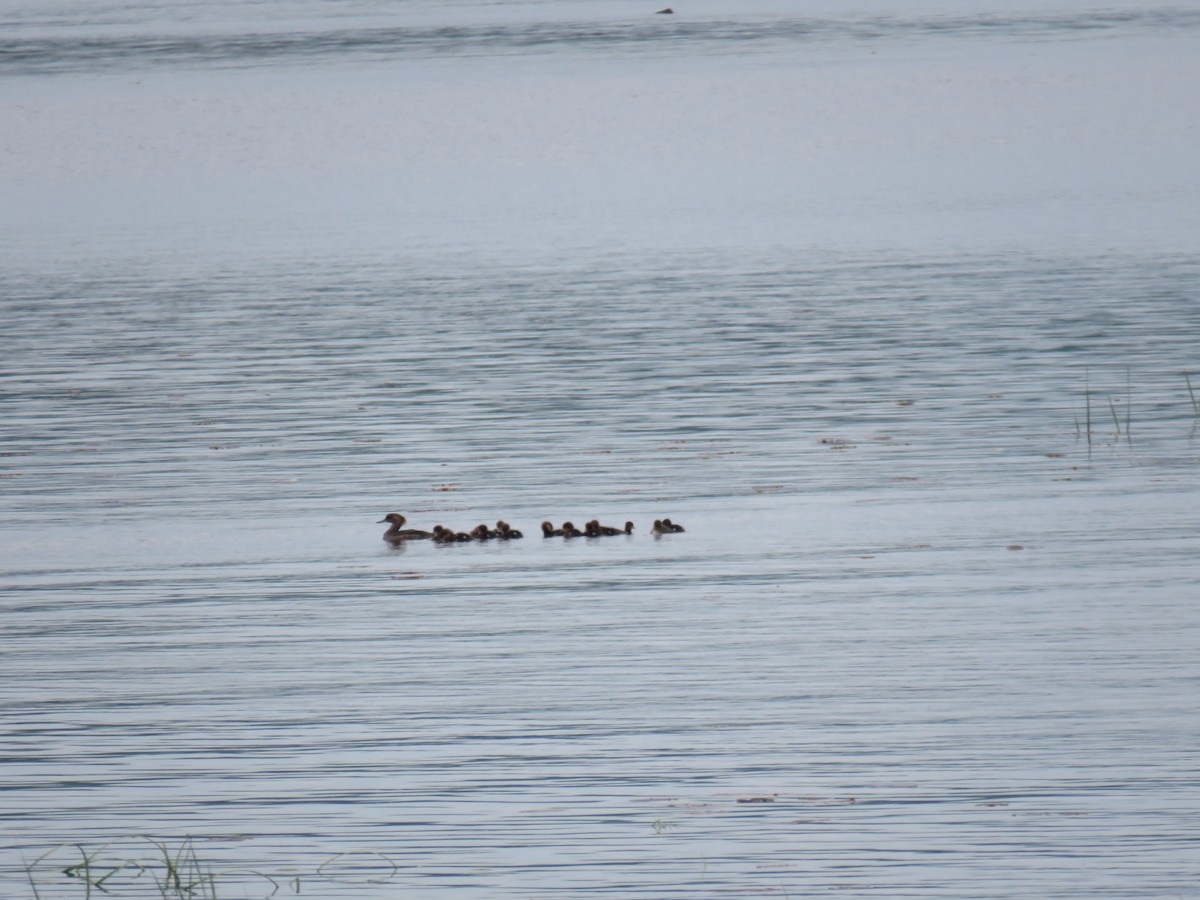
[378,513,434,543]
[470,524,494,541]
[542,521,565,537]
[433,525,473,543]
[497,521,524,540]
[662,518,685,533]
[561,521,585,538]
[587,519,630,537]
[651,519,671,535]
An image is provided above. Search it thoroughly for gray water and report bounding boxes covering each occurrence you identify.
[3,1,1199,897]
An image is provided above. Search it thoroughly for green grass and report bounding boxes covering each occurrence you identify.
[1072,368,1200,444]
[26,837,223,899]
[23,837,400,898]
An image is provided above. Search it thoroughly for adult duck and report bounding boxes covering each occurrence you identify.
[378,513,433,543]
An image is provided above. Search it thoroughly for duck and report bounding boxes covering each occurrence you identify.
[432,525,473,543]
[378,513,434,543]
[586,519,633,536]
[542,521,565,537]
[471,524,498,541]
[561,521,585,538]
[662,518,685,533]
[497,521,524,539]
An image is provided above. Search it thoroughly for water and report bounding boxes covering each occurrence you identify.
[2,1,1199,897]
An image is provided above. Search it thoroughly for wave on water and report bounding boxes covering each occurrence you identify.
[3,6,1199,76]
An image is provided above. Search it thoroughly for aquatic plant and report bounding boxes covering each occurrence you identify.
[23,837,404,898]
[1077,367,1140,444]
[22,836,404,898]
[1084,367,1092,444]
[26,836,221,898]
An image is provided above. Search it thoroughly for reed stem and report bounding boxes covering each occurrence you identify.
[1084,368,1092,444]
[1126,366,1132,442]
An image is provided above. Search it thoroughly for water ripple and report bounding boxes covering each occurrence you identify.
[4,7,1199,75]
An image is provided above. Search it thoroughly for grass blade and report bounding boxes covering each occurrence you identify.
[1085,368,1092,444]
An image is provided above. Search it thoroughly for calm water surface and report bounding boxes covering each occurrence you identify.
[4,248,1199,898]
[2,1,1199,897]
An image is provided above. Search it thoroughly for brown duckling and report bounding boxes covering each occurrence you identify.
[561,521,585,538]
[497,521,524,539]
[662,518,685,533]
[651,519,671,535]
[587,519,633,536]
[378,513,434,543]
[432,525,473,543]
[542,521,565,537]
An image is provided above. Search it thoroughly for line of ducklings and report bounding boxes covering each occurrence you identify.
[541,519,632,538]
[377,513,522,544]
[378,513,684,545]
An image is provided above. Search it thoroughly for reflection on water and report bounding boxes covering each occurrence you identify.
[3,247,1200,898]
